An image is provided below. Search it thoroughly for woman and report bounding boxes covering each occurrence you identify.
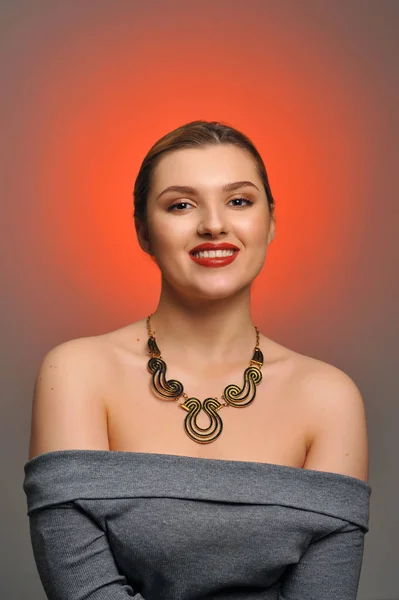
[23,120,371,599]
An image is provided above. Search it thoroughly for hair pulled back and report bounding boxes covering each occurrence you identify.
[133,120,275,229]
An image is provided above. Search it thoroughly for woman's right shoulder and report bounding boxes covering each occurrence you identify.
[28,334,126,461]
[39,317,146,370]
[36,335,116,380]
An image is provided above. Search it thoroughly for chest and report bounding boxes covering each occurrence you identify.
[104,352,311,467]
[74,495,341,599]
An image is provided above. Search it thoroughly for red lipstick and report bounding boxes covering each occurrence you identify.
[189,242,239,268]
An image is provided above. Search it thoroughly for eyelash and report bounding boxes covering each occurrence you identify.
[167,197,254,212]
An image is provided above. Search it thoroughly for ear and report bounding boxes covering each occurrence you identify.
[135,216,153,255]
[268,219,276,244]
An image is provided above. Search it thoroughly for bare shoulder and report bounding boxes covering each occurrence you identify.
[259,335,369,483]
[98,318,148,356]
[28,335,116,460]
[291,349,369,483]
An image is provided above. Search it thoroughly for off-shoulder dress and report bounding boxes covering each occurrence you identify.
[23,449,371,600]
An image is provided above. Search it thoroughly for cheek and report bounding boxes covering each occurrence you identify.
[236,214,269,246]
[150,219,188,256]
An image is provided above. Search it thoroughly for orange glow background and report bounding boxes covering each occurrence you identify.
[11,3,373,341]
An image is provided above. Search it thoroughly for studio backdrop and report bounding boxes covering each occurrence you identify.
[1,1,398,599]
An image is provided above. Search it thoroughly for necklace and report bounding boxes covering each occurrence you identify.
[146,313,264,444]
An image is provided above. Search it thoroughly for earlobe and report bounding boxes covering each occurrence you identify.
[135,218,152,254]
[142,240,153,256]
[271,220,276,242]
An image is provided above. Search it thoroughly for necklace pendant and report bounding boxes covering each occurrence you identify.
[180,397,224,444]
[223,365,263,408]
[147,356,184,399]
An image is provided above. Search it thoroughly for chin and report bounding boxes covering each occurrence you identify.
[188,283,250,302]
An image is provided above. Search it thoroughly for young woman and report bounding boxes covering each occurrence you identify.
[23,120,371,599]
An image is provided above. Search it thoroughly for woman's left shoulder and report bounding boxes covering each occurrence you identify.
[292,353,369,483]
[260,333,363,394]
[291,350,365,402]
[259,336,369,483]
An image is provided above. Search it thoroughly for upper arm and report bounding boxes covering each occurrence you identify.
[301,362,369,483]
[28,338,111,460]
[279,520,366,600]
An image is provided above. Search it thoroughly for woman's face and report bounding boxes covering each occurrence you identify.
[140,143,275,301]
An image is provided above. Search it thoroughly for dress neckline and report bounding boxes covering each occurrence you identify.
[24,447,371,490]
[23,448,371,530]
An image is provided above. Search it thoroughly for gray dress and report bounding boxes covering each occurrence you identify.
[23,449,371,599]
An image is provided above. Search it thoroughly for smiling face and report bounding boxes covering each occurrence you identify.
[137,143,275,302]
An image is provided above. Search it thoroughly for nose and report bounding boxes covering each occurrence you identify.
[197,205,230,236]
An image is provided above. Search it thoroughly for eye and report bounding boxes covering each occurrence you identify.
[167,201,193,212]
[229,197,254,207]
[167,197,254,212]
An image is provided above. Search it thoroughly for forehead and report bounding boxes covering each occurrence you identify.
[151,144,260,192]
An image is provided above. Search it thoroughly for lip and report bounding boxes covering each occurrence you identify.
[189,246,239,268]
[189,242,240,253]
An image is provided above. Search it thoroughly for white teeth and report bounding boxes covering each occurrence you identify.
[192,249,236,258]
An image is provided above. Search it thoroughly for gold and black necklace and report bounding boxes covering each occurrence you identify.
[146,313,264,444]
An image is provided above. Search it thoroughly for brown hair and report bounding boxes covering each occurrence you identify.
[133,120,275,229]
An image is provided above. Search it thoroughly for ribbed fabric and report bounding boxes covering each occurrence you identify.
[23,450,371,600]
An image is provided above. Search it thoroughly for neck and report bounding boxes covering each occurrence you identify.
[148,282,258,368]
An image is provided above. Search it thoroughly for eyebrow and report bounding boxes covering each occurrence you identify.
[156,180,260,200]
